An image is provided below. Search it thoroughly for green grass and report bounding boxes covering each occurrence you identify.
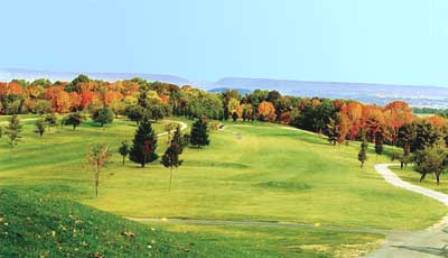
[0,117,447,257]
[392,165,448,194]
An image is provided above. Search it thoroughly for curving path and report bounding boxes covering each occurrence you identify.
[368,164,448,258]
[157,120,188,137]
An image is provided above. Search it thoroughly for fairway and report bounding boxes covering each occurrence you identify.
[0,116,447,257]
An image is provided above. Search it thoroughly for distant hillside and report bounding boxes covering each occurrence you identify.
[209,77,448,108]
[0,68,191,86]
[208,87,252,95]
[2,69,448,108]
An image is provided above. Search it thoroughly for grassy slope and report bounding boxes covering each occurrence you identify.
[0,117,447,257]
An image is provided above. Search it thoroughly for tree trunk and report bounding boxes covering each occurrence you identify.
[419,173,427,183]
[436,174,440,185]
[169,167,173,191]
[95,167,99,197]
[400,161,404,169]
[122,156,125,166]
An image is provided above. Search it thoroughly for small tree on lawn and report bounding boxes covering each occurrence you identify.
[34,118,46,137]
[415,146,447,185]
[44,113,58,132]
[374,131,384,155]
[5,115,22,147]
[172,126,185,153]
[358,139,368,168]
[86,144,111,197]
[118,141,130,166]
[327,117,338,145]
[161,140,183,191]
[129,117,158,168]
[65,112,84,130]
[190,118,210,148]
[92,107,114,127]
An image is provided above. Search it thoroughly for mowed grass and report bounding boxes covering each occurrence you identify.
[392,165,448,194]
[0,117,447,257]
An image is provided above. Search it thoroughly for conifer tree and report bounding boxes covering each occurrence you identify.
[327,117,338,145]
[374,131,384,155]
[5,115,22,147]
[172,126,185,153]
[129,117,158,167]
[118,141,130,165]
[358,139,368,168]
[190,118,210,148]
[161,140,183,191]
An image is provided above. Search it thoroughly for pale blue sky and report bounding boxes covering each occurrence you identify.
[0,0,447,85]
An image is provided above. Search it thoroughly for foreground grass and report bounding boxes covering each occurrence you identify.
[0,187,256,257]
[0,187,384,258]
[0,117,447,256]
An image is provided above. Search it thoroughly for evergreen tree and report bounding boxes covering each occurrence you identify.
[5,115,22,147]
[374,131,384,155]
[190,118,210,148]
[172,126,185,153]
[161,141,183,191]
[327,117,338,145]
[118,141,130,166]
[358,139,368,168]
[129,118,158,167]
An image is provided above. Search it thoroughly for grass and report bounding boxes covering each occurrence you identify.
[0,116,447,257]
[392,165,448,194]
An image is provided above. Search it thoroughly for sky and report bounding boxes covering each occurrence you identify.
[0,0,447,86]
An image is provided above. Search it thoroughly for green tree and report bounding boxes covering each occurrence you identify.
[86,144,111,197]
[64,112,84,130]
[118,141,130,166]
[172,126,185,153]
[190,118,210,148]
[326,117,338,145]
[92,107,114,127]
[161,140,183,191]
[34,119,46,137]
[125,105,145,125]
[415,146,447,184]
[34,100,52,115]
[44,113,58,132]
[129,118,158,167]
[5,115,22,147]
[358,139,368,168]
[66,74,90,92]
[374,131,384,155]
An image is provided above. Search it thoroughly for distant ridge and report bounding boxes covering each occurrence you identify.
[0,68,191,86]
[1,69,448,108]
[209,77,448,108]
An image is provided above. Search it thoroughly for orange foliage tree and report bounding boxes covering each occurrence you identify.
[257,101,276,121]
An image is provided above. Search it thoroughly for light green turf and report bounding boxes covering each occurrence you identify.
[0,117,447,257]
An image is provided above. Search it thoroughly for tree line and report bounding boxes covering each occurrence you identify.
[2,75,448,184]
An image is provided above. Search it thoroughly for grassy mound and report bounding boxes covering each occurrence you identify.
[0,188,201,258]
